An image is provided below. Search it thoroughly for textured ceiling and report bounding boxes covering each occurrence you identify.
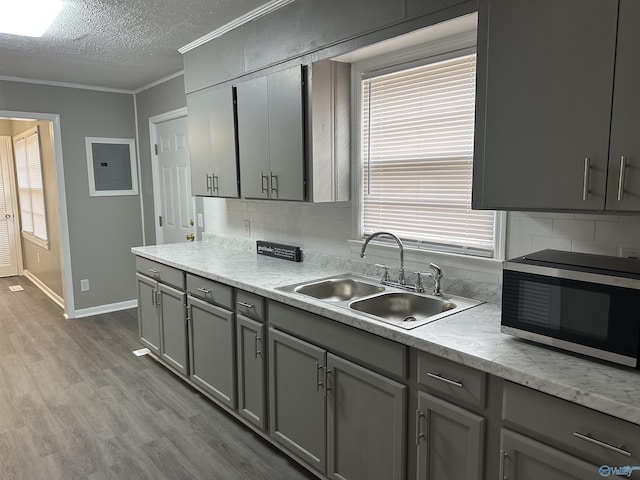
[0,0,269,91]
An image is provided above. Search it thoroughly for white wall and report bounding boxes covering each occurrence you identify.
[204,197,640,288]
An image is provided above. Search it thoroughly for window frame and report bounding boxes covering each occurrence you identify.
[13,125,49,249]
[349,24,505,262]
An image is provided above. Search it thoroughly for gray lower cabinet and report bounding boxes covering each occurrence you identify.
[158,283,188,375]
[500,429,601,480]
[326,353,406,480]
[416,392,485,480]
[136,272,161,356]
[187,84,239,198]
[187,295,236,408]
[269,327,406,479]
[236,65,306,201]
[236,315,266,430]
[136,272,188,376]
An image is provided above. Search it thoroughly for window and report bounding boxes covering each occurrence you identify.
[13,126,48,247]
[360,50,497,258]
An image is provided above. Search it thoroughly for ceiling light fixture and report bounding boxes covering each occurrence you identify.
[0,0,63,37]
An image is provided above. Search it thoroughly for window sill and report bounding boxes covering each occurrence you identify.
[22,233,49,250]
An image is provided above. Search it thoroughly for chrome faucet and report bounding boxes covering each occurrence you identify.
[429,263,443,296]
[360,231,406,285]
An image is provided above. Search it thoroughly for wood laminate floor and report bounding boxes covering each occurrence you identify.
[0,276,315,480]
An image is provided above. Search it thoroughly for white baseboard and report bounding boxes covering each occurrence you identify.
[73,299,138,319]
[23,270,65,310]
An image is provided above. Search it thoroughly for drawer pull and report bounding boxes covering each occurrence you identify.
[426,372,464,388]
[415,410,425,446]
[499,450,507,480]
[573,431,632,457]
[237,301,254,309]
[148,268,160,275]
[197,287,212,295]
[315,362,324,392]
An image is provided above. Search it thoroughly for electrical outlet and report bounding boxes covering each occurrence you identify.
[619,247,640,259]
[244,219,251,237]
[80,279,90,292]
[197,213,204,228]
[37,252,41,263]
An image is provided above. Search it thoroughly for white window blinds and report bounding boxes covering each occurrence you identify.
[361,52,495,256]
[14,127,48,244]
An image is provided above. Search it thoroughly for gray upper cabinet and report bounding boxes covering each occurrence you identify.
[473,0,618,211]
[606,0,640,211]
[242,0,405,73]
[183,27,245,94]
[500,429,601,480]
[236,65,306,201]
[187,85,239,198]
[416,392,485,480]
[326,353,406,480]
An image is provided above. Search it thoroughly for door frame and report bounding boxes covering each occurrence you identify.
[0,111,74,318]
[148,107,193,244]
[0,135,23,276]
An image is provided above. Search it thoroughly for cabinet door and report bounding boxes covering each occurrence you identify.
[326,353,406,480]
[269,328,326,472]
[236,315,266,430]
[187,85,239,198]
[607,0,640,211]
[267,65,306,201]
[188,295,236,408]
[500,429,602,480]
[474,0,617,210]
[158,283,188,376]
[417,392,485,480]
[236,75,270,199]
[136,273,160,355]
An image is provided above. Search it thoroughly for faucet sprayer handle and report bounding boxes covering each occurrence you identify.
[429,263,443,278]
[375,264,390,282]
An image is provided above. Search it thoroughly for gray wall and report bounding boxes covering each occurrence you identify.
[2,119,64,297]
[0,80,142,312]
[135,75,188,245]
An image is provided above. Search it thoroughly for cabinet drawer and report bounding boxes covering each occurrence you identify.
[135,257,184,290]
[268,300,407,380]
[417,351,486,409]
[236,290,264,322]
[186,273,233,309]
[503,381,640,467]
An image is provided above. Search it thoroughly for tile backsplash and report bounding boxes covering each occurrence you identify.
[202,197,640,295]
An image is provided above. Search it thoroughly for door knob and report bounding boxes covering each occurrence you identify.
[186,233,195,241]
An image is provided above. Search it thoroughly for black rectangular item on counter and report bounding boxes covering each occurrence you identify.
[256,241,302,262]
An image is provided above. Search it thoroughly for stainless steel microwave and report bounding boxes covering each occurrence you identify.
[501,250,640,368]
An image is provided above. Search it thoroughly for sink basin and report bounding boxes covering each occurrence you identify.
[294,277,385,301]
[349,292,456,323]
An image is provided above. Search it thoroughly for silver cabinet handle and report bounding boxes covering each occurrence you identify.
[315,362,324,392]
[212,174,219,195]
[499,450,507,480]
[185,305,192,324]
[151,288,156,306]
[617,155,627,202]
[237,301,254,309]
[148,268,160,275]
[261,172,269,195]
[583,157,590,201]
[325,368,333,396]
[573,431,632,457]
[196,287,211,294]
[270,172,279,195]
[415,410,425,446]
[206,174,213,194]
[155,290,161,306]
[426,372,464,388]
[254,334,262,358]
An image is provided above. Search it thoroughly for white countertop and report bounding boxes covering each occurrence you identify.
[132,241,640,426]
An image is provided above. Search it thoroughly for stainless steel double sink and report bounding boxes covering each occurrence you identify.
[278,273,483,330]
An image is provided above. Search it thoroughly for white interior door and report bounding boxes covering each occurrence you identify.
[0,136,21,277]
[155,116,193,244]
